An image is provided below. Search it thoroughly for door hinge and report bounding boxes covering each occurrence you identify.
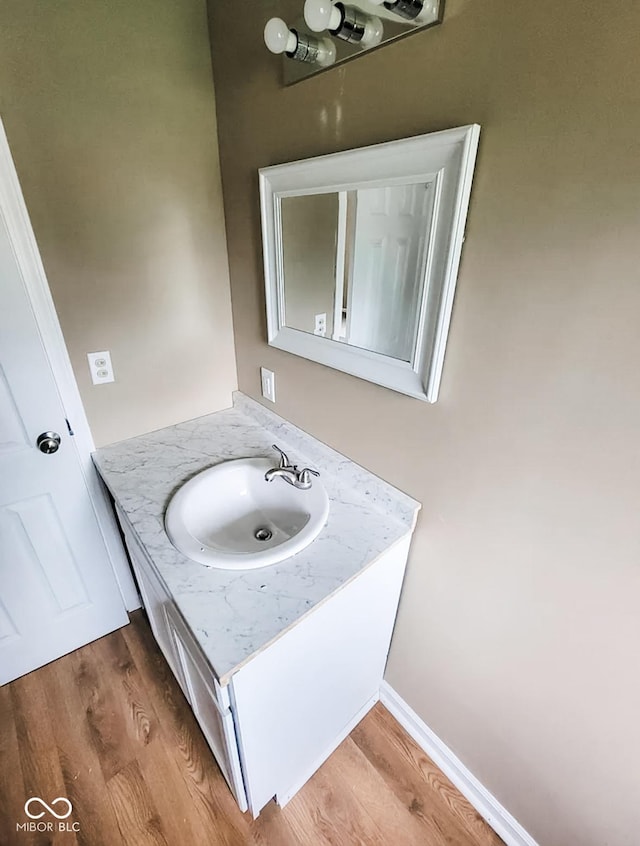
[65,418,74,436]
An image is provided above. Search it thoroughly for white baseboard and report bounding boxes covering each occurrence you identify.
[379,681,538,846]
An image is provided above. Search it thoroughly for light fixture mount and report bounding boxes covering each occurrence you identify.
[287,28,321,62]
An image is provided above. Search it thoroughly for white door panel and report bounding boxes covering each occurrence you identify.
[0,172,127,686]
[347,183,432,361]
[0,364,30,453]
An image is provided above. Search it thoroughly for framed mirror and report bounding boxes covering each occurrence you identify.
[259,125,480,402]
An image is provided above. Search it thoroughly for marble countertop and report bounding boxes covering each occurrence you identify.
[93,393,420,684]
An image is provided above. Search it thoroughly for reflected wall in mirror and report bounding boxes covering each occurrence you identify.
[260,125,481,402]
[281,193,339,341]
[280,182,433,362]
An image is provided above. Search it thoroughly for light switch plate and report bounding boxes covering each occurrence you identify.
[260,367,276,403]
[87,350,115,385]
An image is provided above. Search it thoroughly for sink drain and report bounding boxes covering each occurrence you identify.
[254,526,273,542]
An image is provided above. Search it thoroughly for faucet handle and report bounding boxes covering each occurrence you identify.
[297,467,320,487]
[272,444,291,469]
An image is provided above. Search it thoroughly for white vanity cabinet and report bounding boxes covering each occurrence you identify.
[116,504,411,818]
[230,534,411,815]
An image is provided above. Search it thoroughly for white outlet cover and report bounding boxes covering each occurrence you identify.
[260,367,276,403]
[314,313,327,336]
[87,350,115,385]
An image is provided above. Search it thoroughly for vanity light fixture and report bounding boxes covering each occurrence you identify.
[303,0,384,48]
[264,17,337,67]
[265,0,443,83]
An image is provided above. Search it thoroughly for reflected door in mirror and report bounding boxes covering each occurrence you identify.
[279,182,432,362]
[348,183,431,361]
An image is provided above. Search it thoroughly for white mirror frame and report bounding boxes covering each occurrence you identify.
[259,124,480,402]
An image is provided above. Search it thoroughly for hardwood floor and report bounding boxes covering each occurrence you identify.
[0,612,503,846]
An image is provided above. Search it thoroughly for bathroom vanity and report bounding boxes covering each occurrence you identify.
[93,393,419,817]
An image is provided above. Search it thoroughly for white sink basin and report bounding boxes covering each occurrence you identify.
[165,458,329,570]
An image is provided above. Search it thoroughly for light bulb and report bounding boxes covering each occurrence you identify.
[414,0,438,22]
[264,17,297,55]
[304,0,342,33]
[316,37,337,66]
[361,15,383,47]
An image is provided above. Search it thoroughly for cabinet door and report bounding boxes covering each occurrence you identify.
[115,507,188,697]
[166,608,247,812]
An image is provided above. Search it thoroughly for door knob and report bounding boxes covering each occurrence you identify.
[36,431,61,454]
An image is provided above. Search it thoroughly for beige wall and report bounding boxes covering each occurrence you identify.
[282,193,338,336]
[208,1,640,844]
[0,0,236,447]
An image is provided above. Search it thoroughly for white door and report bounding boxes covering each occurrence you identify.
[0,174,128,686]
[347,182,432,361]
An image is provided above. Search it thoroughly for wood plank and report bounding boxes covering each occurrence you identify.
[121,613,252,846]
[93,624,215,845]
[134,740,208,846]
[72,643,134,783]
[330,735,455,846]
[352,703,504,845]
[284,739,390,846]
[10,668,79,846]
[0,682,26,846]
[91,627,158,751]
[247,800,302,846]
[286,732,452,846]
[73,628,157,783]
[106,760,170,846]
[37,649,123,846]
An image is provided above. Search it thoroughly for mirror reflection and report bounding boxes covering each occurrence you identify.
[280,182,433,362]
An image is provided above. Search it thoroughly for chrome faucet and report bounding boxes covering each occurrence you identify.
[264,444,320,490]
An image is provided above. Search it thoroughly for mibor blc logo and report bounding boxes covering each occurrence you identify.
[17,797,80,833]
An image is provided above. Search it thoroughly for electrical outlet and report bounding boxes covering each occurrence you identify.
[260,367,276,403]
[87,350,115,385]
[314,313,327,337]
